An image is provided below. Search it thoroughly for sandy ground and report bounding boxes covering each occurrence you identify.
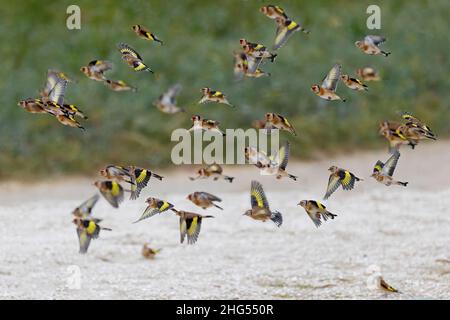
[1,141,449,300]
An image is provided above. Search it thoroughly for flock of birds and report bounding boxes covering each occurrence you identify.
[17,5,438,293]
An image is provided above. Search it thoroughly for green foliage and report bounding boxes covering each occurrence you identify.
[0,0,449,179]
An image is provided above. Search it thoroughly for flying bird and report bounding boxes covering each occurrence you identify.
[355,35,391,57]
[134,197,174,223]
[117,43,153,72]
[311,64,346,102]
[73,217,111,254]
[340,74,368,91]
[323,166,362,200]
[80,60,113,81]
[132,25,163,45]
[189,164,234,183]
[153,84,185,114]
[172,209,214,245]
[244,180,283,227]
[198,87,233,107]
[104,79,137,92]
[94,180,125,208]
[356,67,381,81]
[371,151,408,187]
[72,194,100,219]
[265,113,296,135]
[189,115,226,136]
[298,200,337,228]
[187,192,223,210]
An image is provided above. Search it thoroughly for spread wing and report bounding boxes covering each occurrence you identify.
[179,216,187,244]
[323,174,341,200]
[273,19,300,50]
[365,35,386,46]
[76,227,92,254]
[160,84,182,105]
[88,60,113,73]
[100,184,124,208]
[322,64,341,91]
[134,201,174,223]
[75,194,100,218]
[276,141,290,170]
[340,170,356,190]
[382,151,400,177]
[43,70,63,97]
[117,43,143,60]
[250,180,269,210]
[48,78,68,105]
[186,216,202,245]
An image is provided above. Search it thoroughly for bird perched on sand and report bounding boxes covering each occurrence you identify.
[134,197,174,223]
[244,180,283,227]
[189,164,234,183]
[298,200,337,228]
[72,194,100,219]
[198,87,233,107]
[132,25,163,45]
[94,180,125,208]
[104,79,137,92]
[141,243,161,259]
[80,60,113,81]
[265,113,296,135]
[127,166,164,200]
[323,166,362,200]
[187,192,223,210]
[311,64,346,102]
[355,35,391,57]
[189,115,226,136]
[366,266,399,293]
[356,67,381,82]
[73,217,111,254]
[153,84,185,114]
[117,43,153,72]
[340,74,368,91]
[371,151,408,187]
[172,209,214,245]
[376,277,399,293]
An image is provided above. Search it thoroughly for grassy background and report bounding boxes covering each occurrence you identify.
[0,0,448,179]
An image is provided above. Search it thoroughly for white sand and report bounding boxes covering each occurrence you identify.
[0,141,449,299]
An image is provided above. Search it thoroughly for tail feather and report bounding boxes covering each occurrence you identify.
[213,203,223,210]
[398,181,408,187]
[288,174,298,181]
[270,54,277,63]
[270,211,283,227]
[152,172,164,180]
[326,211,337,219]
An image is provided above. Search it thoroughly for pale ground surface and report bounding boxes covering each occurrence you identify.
[0,141,449,299]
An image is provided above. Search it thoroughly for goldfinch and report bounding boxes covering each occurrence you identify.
[198,87,233,107]
[187,192,223,210]
[324,166,362,200]
[172,209,214,245]
[54,114,85,131]
[134,197,174,223]
[104,79,137,92]
[153,84,185,114]
[189,164,234,183]
[188,115,226,136]
[340,74,368,91]
[141,243,161,259]
[94,180,125,208]
[400,112,436,140]
[244,180,283,227]
[298,200,337,228]
[259,5,288,20]
[379,121,417,153]
[311,64,346,102]
[132,25,163,45]
[17,99,47,114]
[80,60,113,81]
[355,35,391,57]
[265,113,296,135]
[233,51,269,79]
[73,217,111,254]
[273,17,307,50]
[240,39,277,62]
[266,141,298,180]
[244,146,272,168]
[72,194,100,219]
[127,166,164,200]
[40,69,75,100]
[378,277,399,293]
[371,151,408,187]
[356,67,381,82]
[117,43,153,72]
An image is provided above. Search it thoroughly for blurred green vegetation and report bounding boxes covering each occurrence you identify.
[0,0,449,179]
